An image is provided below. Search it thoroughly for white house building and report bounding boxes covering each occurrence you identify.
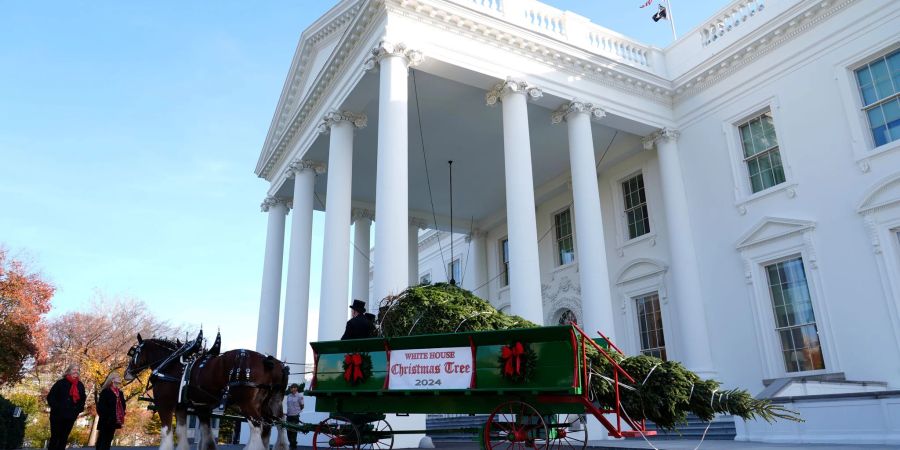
[254,0,900,445]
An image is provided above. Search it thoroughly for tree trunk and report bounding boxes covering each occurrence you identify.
[87,414,99,446]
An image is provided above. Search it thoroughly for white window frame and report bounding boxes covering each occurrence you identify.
[552,206,576,267]
[722,97,797,214]
[737,218,839,378]
[447,258,461,284]
[419,271,432,285]
[858,173,900,351]
[620,172,652,242]
[615,259,674,360]
[633,292,668,360]
[499,237,510,289]
[835,41,900,172]
[609,165,658,255]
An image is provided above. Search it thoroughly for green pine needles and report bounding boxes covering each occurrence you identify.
[377,283,802,430]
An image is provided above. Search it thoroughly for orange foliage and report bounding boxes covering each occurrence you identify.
[0,247,54,385]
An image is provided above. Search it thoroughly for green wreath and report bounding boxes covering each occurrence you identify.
[342,352,373,385]
[498,342,537,383]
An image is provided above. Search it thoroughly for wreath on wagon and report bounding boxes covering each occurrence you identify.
[342,352,373,385]
[497,341,537,383]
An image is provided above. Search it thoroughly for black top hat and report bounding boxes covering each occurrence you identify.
[350,299,366,314]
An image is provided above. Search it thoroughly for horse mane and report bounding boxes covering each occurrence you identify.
[147,337,182,350]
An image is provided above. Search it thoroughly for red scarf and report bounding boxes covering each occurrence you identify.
[65,375,80,403]
[111,386,125,425]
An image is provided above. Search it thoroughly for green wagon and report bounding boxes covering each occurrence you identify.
[303,324,655,450]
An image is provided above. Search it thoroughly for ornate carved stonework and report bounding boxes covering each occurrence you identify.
[317,110,367,134]
[409,217,429,229]
[284,160,326,179]
[641,127,680,150]
[363,40,424,71]
[351,207,375,223]
[551,99,606,124]
[260,196,288,213]
[485,78,543,106]
[540,269,583,325]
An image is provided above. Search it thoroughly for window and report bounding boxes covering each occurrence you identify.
[634,293,666,360]
[419,272,431,285]
[448,258,460,283]
[500,238,510,286]
[765,257,825,373]
[855,49,900,147]
[739,111,785,193]
[554,208,575,265]
[622,174,650,239]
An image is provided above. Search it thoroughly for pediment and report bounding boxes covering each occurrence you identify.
[858,173,900,214]
[615,259,668,285]
[735,217,816,249]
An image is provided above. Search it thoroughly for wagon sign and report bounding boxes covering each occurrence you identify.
[388,346,472,389]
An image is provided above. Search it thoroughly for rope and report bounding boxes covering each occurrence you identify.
[641,363,660,386]
[411,69,449,280]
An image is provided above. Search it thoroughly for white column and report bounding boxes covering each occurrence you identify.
[317,111,367,341]
[256,196,288,355]
[552,100,616,341]
[352,208,373,304]
[486,78,544,324]
[644,128,716,377]
[280,161,322,380]
[409,218,426,286]
[367,41,423,303]
[465,231,488,297]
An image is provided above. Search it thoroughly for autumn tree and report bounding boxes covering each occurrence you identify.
[0,247,54,386]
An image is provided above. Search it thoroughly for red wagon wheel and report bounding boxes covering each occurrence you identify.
[359,419,393,450]
[547,414,587,450]
[484,400,549,450]
[313,415,360,450]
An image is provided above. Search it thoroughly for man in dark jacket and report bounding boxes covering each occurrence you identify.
[47,365,86,450]
[341,300,371,340]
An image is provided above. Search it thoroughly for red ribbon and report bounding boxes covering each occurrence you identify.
[343,353,363,382]
[501,342,525,376]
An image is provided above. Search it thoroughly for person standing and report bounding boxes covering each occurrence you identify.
[47,364,86,450]
[284,383,304,450]
[341,300,370,340]
[95,372,126,450]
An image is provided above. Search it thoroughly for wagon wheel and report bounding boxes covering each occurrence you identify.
[358,419,393,450]
[313,415,360,450]
[484,400,549,450]
[547,414,587,450]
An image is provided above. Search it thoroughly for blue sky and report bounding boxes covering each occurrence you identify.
[0,0,728,352]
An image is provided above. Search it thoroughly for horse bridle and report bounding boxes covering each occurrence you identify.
[126,341,178,381]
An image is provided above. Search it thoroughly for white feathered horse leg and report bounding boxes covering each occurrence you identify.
[198,413,217,450]
[175,408,190,450]
[159,424,175,450]
[245,421,265,450]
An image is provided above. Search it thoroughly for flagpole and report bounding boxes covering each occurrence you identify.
[664,0,678,40]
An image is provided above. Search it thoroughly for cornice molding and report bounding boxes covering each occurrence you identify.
[260,196,289,213]
[551,99,606,124]
[363,40,424,71]
[672,0,858,100]
[485,78,543,106]
[317,110,368,134]
[641,128,680,150]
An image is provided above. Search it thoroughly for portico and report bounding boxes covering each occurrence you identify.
[253,2,716,378]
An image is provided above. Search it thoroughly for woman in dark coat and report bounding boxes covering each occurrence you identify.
[95,372,126,450]
[47,364,86,450]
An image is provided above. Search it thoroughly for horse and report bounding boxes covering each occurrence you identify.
[124,333,290,450]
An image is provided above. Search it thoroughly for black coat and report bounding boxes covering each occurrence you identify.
[97,387,127,430]
[341,314,372,340]
[47,378,86,421]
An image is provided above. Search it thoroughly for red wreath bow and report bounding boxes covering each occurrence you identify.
[501,342,525,376]
[343,353,363,382]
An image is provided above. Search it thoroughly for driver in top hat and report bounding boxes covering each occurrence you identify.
[341,299,371,340]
